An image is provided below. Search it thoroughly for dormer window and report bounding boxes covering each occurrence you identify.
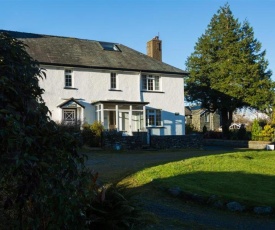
[99,42,120,51]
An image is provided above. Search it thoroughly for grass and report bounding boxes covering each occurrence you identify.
[122,150,275,207]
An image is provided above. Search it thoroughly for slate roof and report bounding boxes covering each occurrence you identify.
[57,98,85,108]
[1,30,187,75]
[185,106,192,116]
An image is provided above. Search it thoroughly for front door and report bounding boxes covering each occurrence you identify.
[120,112,130,134]
[109,111,116,130]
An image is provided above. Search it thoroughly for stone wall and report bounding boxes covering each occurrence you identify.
[203,139,249,148]
[150,134,203,149]
[102,131,203,150]
[102,131,146,150]
[204,139,274,149]
[103,131,274,150]
[248,141,273,150]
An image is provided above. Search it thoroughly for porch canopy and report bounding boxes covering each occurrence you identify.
[57,97,86,124]
[92,100,149,135]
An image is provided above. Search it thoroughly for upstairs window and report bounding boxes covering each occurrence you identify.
[146,109,162,126]
[65,69,72,87]
[110,73,117,89]
[142,75,160,91]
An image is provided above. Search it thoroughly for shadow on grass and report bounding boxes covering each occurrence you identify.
[121,170,275,229]
[131,171,275,207]
[121,171,275,230]
[85,148,248,183]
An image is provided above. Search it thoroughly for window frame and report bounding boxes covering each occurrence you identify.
[146,109,162,127]
[142,75,160,91]
[64,69,73,88]
[99,42,121,51]
[110,72,117,89]
[63,109,77,124]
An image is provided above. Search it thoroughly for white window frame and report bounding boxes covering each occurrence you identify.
[65,69,73,87]
[142,75,160,91]
[110,73,117,89]
[146,109,162,127]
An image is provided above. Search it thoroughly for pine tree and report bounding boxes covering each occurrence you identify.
[185,4,274,138]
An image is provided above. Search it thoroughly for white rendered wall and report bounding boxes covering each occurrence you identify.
[39,65,185,135]
[141,74,185,135]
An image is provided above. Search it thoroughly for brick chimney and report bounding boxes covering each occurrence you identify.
[147,36,162,61]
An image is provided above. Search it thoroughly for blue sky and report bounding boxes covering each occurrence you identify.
[1,0,274,79]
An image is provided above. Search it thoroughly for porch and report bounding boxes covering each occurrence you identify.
[92,100,149,136]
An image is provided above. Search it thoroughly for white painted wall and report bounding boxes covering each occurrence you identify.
[141,74,185,135]
[39,65,185,135]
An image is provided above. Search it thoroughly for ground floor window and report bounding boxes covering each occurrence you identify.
[63,109,76,123]
[146,109,161,126]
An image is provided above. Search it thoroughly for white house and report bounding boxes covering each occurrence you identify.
[3,30,187,136]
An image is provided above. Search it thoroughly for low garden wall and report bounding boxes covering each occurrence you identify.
[248,141,273,150]
[203,139,274,149]
[102,132,203,150]
[203,139,249,148]
[150,134,203,149]
[103,132,273,150]
[102,131,146,150]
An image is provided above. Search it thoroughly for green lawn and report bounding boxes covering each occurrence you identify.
[122,150,275,207]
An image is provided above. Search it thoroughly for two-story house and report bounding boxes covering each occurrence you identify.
[2,30,187,136]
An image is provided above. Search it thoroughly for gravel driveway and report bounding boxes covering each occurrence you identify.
[83,148,275,230]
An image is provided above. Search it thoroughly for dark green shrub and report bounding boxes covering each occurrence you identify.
[237,124,247,140]
[88,184,156,229]
[202,125,207,134]
[185,123,196,134]
[203,131,222,139]
[57,120,83,146]
[82,127,95,145]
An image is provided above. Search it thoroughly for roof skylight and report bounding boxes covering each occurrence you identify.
[99,42,120,51]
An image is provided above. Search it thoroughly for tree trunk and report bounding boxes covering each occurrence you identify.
[221,108,233,139]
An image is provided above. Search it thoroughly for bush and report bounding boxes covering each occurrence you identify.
[88,184,156,229]
[203,131,223,139]
[57,120,83,146]
[261,124,274,137]
[237,124,247,140]
[251,119,262,140]
[91,120,104,137]
[252,120,274,141]
[185,123,196,134]
[82,121,104,147]
[202,125,207,134]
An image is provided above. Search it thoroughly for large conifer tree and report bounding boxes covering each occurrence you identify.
[185,4,274,137]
